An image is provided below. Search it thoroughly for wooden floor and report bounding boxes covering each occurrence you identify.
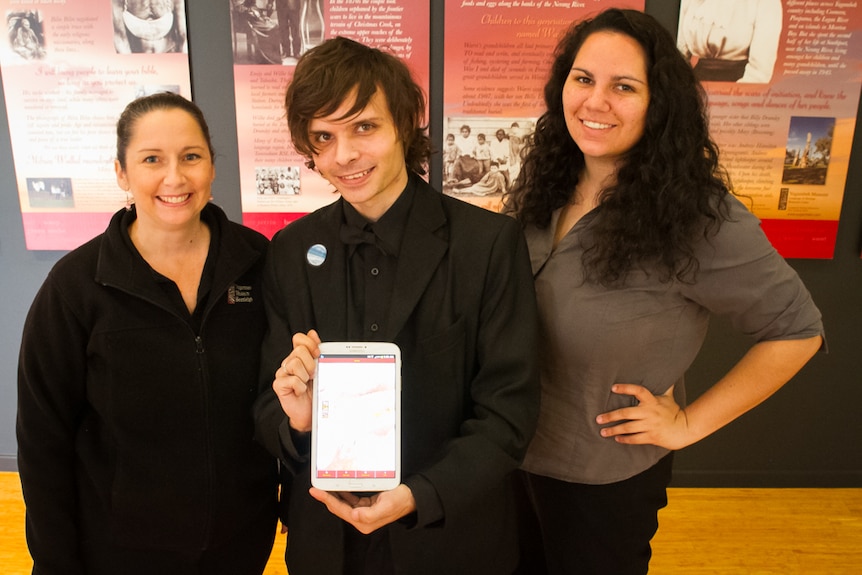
[2,472,860,574]
[651,487,862,574]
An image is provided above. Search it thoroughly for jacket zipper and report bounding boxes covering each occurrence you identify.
[98,282,218,549]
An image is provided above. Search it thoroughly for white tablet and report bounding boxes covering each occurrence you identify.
[311,342,402,492]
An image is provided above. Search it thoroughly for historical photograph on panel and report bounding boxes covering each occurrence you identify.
[782,116,835,186]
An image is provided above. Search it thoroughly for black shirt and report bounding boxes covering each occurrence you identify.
[339,178,416,575]
[341,178,415,341]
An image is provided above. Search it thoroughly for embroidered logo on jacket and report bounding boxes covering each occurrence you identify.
[227,284,254,304]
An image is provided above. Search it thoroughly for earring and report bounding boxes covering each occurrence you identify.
[125,192,134,211]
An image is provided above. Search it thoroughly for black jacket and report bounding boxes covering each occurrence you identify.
[254,176,540,574]
[17,204,277,574]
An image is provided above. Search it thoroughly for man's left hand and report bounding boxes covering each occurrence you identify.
[309,484,416,534]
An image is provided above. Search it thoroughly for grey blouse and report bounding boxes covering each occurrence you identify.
[521,194,824,485]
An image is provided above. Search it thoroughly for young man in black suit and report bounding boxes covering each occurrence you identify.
[253,36,540,575]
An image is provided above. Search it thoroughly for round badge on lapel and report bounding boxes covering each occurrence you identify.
[306,243,327,267]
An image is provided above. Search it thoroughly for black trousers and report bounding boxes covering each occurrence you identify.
[80,508,277,575]
[516,453,673,575]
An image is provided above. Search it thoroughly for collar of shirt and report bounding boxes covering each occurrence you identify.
[340,174,416,259]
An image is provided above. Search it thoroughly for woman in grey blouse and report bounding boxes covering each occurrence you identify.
[505,9,823,575]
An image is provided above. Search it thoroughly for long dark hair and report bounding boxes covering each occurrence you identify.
[505,9,731,286]
[285,36,430,175]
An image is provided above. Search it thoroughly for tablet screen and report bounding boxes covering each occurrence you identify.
[313,345,400,489]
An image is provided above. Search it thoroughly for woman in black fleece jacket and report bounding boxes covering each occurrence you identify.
[17,92,278,575]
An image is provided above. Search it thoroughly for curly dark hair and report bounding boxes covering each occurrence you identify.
[284,36,430,175]
[504,9,731,286]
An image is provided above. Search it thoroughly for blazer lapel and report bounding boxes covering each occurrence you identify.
[384,183,448,340]
[305,201,351,339]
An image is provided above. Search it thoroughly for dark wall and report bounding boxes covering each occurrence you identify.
[0,0,859,485]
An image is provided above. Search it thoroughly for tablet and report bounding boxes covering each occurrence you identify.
[311,341,401,492]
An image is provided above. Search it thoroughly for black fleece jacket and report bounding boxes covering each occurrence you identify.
[17,204,277,574]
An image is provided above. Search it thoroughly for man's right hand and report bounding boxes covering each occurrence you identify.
[272,329,321,432]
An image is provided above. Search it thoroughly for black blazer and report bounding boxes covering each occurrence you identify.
[254,176,539,574]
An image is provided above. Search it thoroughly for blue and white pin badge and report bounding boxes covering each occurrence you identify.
[306,243,327,267]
